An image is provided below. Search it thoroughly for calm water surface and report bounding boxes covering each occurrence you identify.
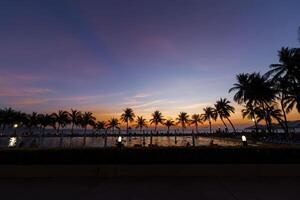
[0,135,244,148]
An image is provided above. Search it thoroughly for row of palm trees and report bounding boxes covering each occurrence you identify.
[0,97,236,137]
[230,47,300,137]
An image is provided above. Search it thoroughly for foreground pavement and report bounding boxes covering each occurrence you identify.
[0,177,298,200]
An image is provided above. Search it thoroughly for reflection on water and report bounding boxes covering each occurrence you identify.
[0,136,243,148]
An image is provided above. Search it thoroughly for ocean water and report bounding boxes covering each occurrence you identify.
[0,135,243,148]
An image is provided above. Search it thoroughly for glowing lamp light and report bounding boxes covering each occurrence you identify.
[8,137,17,147]
[252,118,255,122]
[117,136,122,143]
[242,135,247,142]
[241,135,248,147]
[13,124,18,128]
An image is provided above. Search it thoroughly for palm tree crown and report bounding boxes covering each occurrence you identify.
[69,109,82,133]
[120,108,135,134]
[107,118,120,133]
[136,116,147,132]
[190,114,202,133]
[51,110,70,133]
[164,119,175,133]
[215,98,236,133]
[80,112,96,129]
[201,107,217,134]
[150,110,164,131]
[176,112,189,132]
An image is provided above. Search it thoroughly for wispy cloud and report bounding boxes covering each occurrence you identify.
[0,87,54,97]
[11,92,126,107]
[177,102,212,110]
[133,92,151,98]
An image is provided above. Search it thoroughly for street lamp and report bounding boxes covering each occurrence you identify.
[116,136,123,148]
[241,135,248,147]
[13,123,18,137]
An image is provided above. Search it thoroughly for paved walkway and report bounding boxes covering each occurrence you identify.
[0,177,298,200]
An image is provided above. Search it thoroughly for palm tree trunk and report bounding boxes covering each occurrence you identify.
[195,124,198,134]
[39,125,43,145]
[254,119,258,134]
[42,127,45,147]
[1,125,5,136]
[174,129,177,144]
[226,117,236,134]
[60,127,64,148]
[83,127,87,146]
[209,121,212,134]
[104,128,108,147]
[142,129,145,146]
[71,123,74,135]
[167,126,170,134]
[261,102,271,134]
[192,130,195,147]
[127,121,131,142]
[151,125,157,146]
[220,117,228,131]
[280,98,289,138]
[57,124,60,135]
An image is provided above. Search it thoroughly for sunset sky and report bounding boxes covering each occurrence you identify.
[0,0,299,127]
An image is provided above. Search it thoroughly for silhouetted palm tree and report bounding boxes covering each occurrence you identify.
[164,119,174,134]
[215,98,236,133]
[1,108,15,135]
[256,105,283,134]
[69,109,81,136]
[136,116,147,146]
[214,102,229,131]
[136,116,147,133]
[272,78,290,135]
[201,107,217,134]
[94,121,106,135]
[228,73,250,104]
[120,108,135,141]
[149,110,164,146]
[107,118,120,135]
[190,114,202,133]
[230,73,275,106]
[241,103,260,133]
[52,110,70,147]
[150,110,164,132]
[24,112,39,135]
[37,113,54,145]
[51,110,70,134]
[267,47,300,113]
[176,112,189,133]
[267,47,300,81]
[229,73,276,133]
[80,112,96,146]
[284,86,300,113]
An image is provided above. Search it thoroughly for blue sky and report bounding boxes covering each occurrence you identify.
[0,0,299,125]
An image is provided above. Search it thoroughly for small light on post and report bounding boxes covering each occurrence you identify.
[13,124,18,137]
[241,135,248,147]
[116,136,123,148]
[252,118,255,122]
[118,136,122,143]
